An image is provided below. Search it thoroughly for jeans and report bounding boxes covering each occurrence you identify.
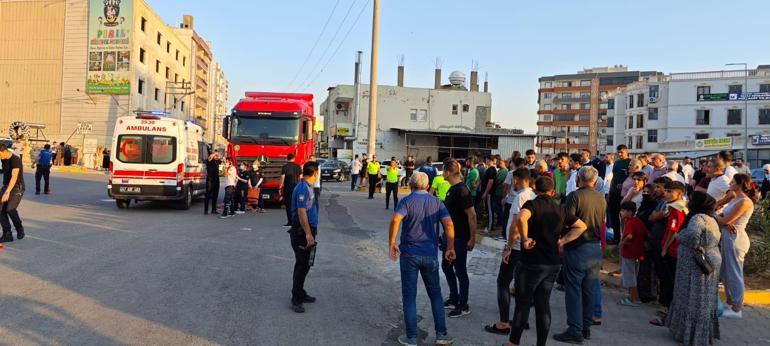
[350,174,359,191]
[385,182,399,209]
[496,249,521,322]
[509,263,560,346]
[0,186,24,234]
[368,174,379,198]
[35,166,51,193]
[442,237,469,306]
[290,227,317,304]
[222,186,235,216]
[563,241,602,337]
[204,179,219,213]
[400,254,447,340]
[493,197,503,229]
[593,279,602,318]
[501,202,512,238]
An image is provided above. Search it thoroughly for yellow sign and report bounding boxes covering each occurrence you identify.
[695,137,732,149]
[335,123,353,137]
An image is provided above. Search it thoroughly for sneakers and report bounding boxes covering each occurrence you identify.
[291,302,305,313]
[219,214,232,219]
[722,309,743,319]
[444,297,458,310]
[435,334,454,345]
[16,229,24,240]
[448,305,470,318]
[397,335,417,346]
[0,233,13,243]
[235,210,245,214]
[553,332,584,345]
[302,294,316,303]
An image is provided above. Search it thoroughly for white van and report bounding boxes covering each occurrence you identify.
[107,113,208,209]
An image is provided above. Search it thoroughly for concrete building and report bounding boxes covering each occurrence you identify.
[609,66,770,168]
[0,0,198,150]
[209,59,228,146]
[321,67,534,161]
[174,15,213,131]
[536,66,660,155]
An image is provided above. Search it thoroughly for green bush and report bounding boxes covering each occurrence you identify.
[745,199,770,275]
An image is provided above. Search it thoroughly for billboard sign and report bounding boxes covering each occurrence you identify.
[695,137,732,149]
[752,135,770,146]
[697,92,770,102]
[86,0,132,94]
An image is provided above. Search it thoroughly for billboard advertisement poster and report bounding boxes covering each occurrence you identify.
[86,0,132,94]
[695,137,732,149]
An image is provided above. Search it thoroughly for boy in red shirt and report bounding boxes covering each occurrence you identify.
[654,181,688,322]
[618,201,647,306]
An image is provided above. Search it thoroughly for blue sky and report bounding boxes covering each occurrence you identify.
[149,0,770,132]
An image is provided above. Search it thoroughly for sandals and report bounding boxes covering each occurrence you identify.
[617,297,640,307]
[649,316,665,327]
[484,324,510,335]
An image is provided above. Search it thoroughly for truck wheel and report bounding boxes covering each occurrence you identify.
[178,187,193,210]
[116,199,130,209]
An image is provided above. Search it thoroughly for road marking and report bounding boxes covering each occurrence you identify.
[100,199,114,202]
[27,236,86,250]
[240,227,253,231]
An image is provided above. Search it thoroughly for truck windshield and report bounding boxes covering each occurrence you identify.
[231,117,300,144]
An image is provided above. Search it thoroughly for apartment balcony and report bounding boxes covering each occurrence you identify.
[553,108,590,115]
[553,96,590,103]
[553,85,591,92]
[538,87,555,92]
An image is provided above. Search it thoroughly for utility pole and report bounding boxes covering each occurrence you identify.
[726,62,749,163]
[366,0,379,158]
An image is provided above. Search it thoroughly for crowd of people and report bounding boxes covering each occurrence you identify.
[379,146,762,346]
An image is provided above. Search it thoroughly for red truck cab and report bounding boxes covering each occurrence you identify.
[223,92,314,203]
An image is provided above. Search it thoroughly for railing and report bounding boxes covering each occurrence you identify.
[670,69,764,81]
[553,96,590,103]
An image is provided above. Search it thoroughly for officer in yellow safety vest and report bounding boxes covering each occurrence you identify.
[367,155,381,199]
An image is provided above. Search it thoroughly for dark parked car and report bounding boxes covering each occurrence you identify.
[320,160,350,182]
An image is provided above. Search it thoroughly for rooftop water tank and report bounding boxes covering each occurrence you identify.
[448,71,466,87]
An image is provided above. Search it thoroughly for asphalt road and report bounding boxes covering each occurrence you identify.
[0,171,405,345]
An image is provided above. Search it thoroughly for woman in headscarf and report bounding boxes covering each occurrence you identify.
[666,191,721,346]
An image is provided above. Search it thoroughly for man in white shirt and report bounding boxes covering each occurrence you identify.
[681,157,694,185]
[706,158,732,210]
[603,153,614,196]
[565,154,581,196]
[500,161,521,240]
[524,149,537,170]
[350,155,362,191]
[719,150,738,180]
[663,161,686,184]
[734,158,750,175]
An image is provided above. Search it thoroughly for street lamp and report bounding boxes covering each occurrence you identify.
[726,62,749,164]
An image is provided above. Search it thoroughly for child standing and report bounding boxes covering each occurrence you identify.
[618,201,647,307]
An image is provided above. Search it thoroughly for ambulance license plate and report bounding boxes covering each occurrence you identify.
[120,186,141,193]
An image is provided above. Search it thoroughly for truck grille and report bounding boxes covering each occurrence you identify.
[237,157,285,181]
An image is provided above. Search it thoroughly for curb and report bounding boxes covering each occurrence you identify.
[720,288,770,306]
[52,166,106,175]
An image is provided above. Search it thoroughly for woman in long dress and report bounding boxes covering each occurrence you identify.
[715,173,756,318]
[666,191,721,346]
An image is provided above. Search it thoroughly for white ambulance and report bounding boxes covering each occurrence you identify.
[107,112,208,209]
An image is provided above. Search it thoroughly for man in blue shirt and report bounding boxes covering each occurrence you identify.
[34,144,53,195]
[418,156,438,188]
[388,172,456,346]
[289,162,319,313]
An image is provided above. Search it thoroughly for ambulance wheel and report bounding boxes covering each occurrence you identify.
[178,187,193,210]
[116,199,130,209]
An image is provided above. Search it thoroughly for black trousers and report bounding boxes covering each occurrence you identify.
[368,174,379,198]
[204,179,220,213]
[497,250,521,322]
[385,182,398,208]
[290,226,317,304]
[222,186,235,216]
[637,249,658,302]
[35,166,51,193]
[657,255,677,307]
[0,187,24,234]
[283,189,294,224]
[501,202,512,239]
[509,263,561,346]
[607,188,622,244]
[236,184,248,211]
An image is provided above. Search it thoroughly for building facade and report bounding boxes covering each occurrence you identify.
[173,15,213,131]
[209,60,228,147]
[536,66,660,155]
[609,66,770,168]
[321,70,500,161]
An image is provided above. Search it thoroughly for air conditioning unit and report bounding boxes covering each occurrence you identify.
[335,102,348,111]
[649,96,658,103]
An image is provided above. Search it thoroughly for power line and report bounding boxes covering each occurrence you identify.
[284,0,342,91]
[295,0,358,91]
[302,0,371,91]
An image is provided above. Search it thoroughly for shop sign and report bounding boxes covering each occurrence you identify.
[697,92,770,102]
[751,135,770,146]
[335,123,353,137]
[695,137,732,149]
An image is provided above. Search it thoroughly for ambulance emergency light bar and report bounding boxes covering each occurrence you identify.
[133,110,170,120]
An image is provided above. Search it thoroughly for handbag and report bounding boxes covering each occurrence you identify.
[693,252,714,275]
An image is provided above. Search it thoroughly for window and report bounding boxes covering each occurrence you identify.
[176,50,180,61]
[608,99,615,110]
[697,86,711,96]
[627,116,633,129]
[149,136,175,164]
[410,109,417,121]
[607,116,614,128]
[627,136,633,149]
[600,103,608,110]
[157,32,162,45]
[141,17,147,32]
[727,109,742,125]
[544,81,552,88]
[181,101,185,111]
[137,79,144,94]
[760,109,770,125]
[726,133,741,137]
[649,85,659,98]
[117,135,144,163]
[696,110,710,125]
[580,91,591,98]
[451,104,458,115]
[542,104,552,111]
[462,104,470,112]
[172,97,177,109]
[154,88,160,101]
[648,107,658,120]
[560,104,571,110]
[166,42,171,53]
[606,135,613,146]
[183,56,186,66]
[197,141,207,163]
[174,73,178,83]
[647,129,658,142]
[580,80,591,86]
[728,84,742,94]
[637,93,645,107]
[580,103,590,110]
[155,60,160,73]
[542,92,552,99]
[628,95,634,108]
[165,67,170,79]
[542,114,552,121]
[695,133,709,139]
[418,109,427,121]
[636,136,644,149]
[637,113,644,128]
[761,84,770,93]
[139,48,145,63]
[561,81,573,87]
[561,92,572,99]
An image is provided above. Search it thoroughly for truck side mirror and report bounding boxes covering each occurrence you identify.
[222,116,230,139]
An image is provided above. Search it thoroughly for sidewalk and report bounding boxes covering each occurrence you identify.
[51,165,107,175]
